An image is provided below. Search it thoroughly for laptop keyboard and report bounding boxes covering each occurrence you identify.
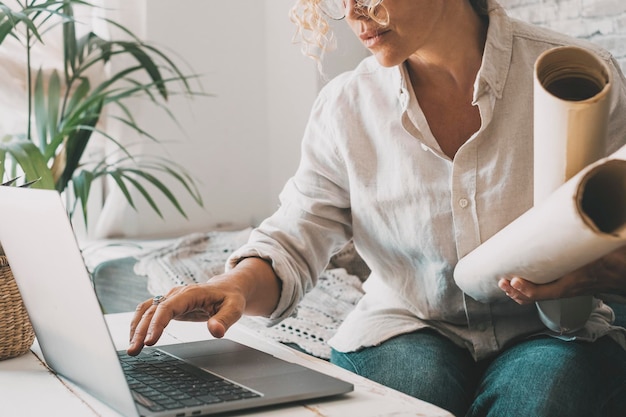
[118,349,261,412]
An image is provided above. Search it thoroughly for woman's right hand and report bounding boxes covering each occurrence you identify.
[126,257,281,356]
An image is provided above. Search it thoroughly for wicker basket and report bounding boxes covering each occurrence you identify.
[0,255,35,360]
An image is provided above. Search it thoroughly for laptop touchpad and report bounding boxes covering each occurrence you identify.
[160,339,303,382]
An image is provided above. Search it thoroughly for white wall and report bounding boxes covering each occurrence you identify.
[96,1,272,238]
[95,0,308,236]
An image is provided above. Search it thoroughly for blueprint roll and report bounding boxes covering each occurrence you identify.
[454,46,623,333]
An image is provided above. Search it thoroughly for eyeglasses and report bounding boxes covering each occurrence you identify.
[318,0,384,20]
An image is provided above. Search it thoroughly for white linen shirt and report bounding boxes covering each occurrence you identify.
[228,2,626,360]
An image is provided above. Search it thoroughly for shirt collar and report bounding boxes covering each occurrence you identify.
[474,0,513,102]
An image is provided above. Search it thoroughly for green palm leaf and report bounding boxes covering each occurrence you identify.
[0,136,55,189]
[0,5,43,44]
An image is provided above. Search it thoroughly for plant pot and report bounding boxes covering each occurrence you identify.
[0,255,35,360]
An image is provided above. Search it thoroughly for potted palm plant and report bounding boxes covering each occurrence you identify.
[0,0,204,359]
[0,0,204,225]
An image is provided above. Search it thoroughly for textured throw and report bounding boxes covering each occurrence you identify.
[133,229,369,359]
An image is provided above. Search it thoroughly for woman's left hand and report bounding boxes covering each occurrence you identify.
[498,245,626,305]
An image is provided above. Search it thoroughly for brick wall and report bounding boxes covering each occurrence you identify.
[499,0,626,72]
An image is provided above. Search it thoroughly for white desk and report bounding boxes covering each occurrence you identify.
[0,312,453,417]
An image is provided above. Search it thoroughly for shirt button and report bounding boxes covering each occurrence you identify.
[421,143,429,152]
[459,198,469,208]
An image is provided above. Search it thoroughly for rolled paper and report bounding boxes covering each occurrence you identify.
[454,46,623,333]
[533,46,612,203]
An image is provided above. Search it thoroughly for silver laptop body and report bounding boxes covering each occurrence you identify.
[0,187,353,416]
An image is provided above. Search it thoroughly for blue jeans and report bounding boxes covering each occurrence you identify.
[330,329,626,417]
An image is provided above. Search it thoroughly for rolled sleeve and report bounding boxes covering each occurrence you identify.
[226,242,302,324]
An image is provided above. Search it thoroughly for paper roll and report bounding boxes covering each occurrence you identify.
[533,46,612,202]
[453,46,624,333]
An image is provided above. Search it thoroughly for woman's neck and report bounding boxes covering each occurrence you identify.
[406,4,488,93]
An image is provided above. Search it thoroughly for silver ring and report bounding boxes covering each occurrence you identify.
[152,295,166,306]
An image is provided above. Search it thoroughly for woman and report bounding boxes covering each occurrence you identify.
[128,1,626,415]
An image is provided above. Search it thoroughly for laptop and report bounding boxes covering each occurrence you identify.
[0,187,353,417]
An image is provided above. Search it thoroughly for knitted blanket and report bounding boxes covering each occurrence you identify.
[133,229,369,359]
